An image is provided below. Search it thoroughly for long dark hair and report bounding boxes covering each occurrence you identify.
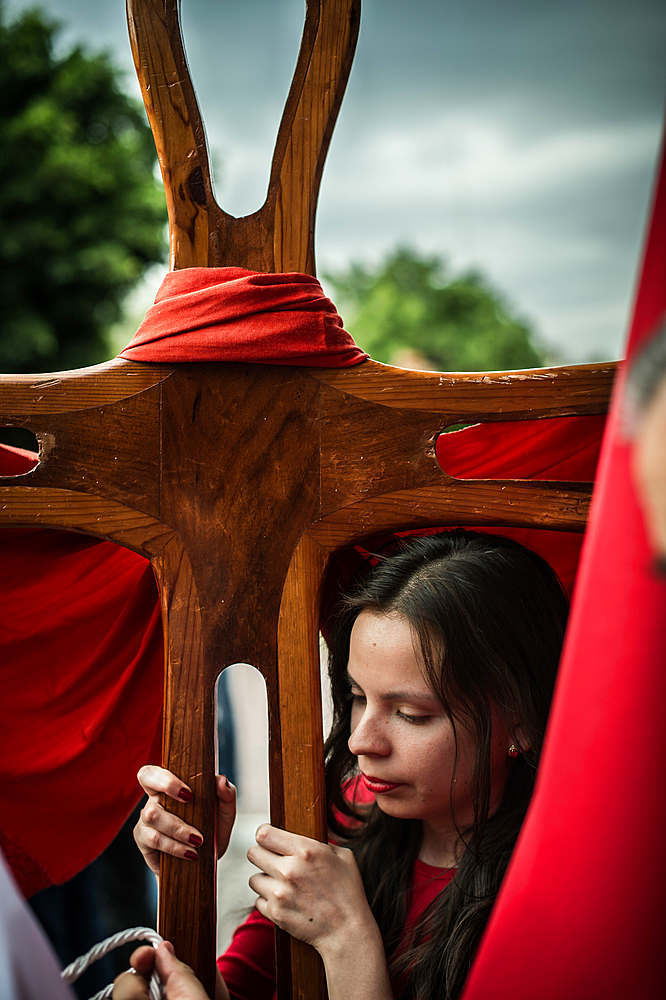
[324,529,568,999]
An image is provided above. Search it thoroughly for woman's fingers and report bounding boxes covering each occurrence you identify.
[134,768,239,872]
[244,825,372,953]
[251,824,320,861]
[129,946,158,976]
[246,848,277,890]
[246,826,317,909]
[133,771,203,876]
[253,823,292,854]
[137,765,194,803]
[154,941,212,1000]
[113,944,214,1000]
[134,766,241,872]
[134,798,204,869]
[247,824,330,881]
[216,774,236,806]
[246,840,285,880]
[215,775,237,858]
[113,945,154,1000]
[139,798,204,851]
[247,871,272,902]
[113,970,150,1000]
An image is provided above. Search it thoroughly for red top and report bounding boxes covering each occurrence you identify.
[216,858,455,1000]
[407,857,456,927]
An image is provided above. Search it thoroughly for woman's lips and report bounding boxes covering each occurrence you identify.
[361,773,403,794]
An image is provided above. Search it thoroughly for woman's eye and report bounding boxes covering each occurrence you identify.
[397,710,430,725]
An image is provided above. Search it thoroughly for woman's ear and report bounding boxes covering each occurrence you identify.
[511,726,530,754]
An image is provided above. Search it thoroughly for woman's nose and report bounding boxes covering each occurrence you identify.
[348,708,390,757]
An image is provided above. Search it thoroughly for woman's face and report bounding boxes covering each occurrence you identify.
[346,610,514,863]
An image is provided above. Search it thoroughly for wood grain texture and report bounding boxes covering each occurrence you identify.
[154,364,323,990]
[318,382,446,511]
[276,533,329,998]
[307,480,591,554]
[127,0,360,273]
[312,358,616,417]
[0,382,164,518]
[0,358,173,413]
[0,486,175,557]
[126,0,217,269]
[156,364,321,667]
[272,0,361,274]
[277,534,328,840]
[151,535,217,997]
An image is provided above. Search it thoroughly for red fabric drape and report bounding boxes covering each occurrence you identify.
[435,412,605,595]
[0,522,164,897]
[462,142,666,998]
[119,267,368,367]
[322,412,605,633]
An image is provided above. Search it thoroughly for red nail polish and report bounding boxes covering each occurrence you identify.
[188,834,203,847]
[178,788,193,802]
[184,850,198,861]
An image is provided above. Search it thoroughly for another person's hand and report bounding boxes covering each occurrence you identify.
[247,825,379,958]
[134,766,237,877]
[113,942,211,1000]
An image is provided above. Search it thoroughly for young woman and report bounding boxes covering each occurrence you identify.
[135,529,568,1000]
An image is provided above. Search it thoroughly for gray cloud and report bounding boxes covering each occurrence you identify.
[5,0,666,361]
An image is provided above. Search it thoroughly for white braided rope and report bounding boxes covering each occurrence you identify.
[61,926,165,1000]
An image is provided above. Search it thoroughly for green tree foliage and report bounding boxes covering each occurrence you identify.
[326,247,545,372]
[0,5,166,373]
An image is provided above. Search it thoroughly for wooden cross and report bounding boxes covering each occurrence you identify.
[0,1,614,996]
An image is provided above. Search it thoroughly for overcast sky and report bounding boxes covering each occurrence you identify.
[6,0,666,362]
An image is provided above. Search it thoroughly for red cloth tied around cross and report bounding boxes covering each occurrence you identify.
[1,265,605,897]
[462,141,666,999]
[119,267,368,366]
[0,269,363,896]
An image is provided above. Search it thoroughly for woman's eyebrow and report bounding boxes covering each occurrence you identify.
[346,672,438,704]
[379,689,439,704]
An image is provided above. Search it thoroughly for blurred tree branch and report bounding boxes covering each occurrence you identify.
[0,3,166,374]
[326,246,546,372]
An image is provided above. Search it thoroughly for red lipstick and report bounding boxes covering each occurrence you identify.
[361,773,403,794]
